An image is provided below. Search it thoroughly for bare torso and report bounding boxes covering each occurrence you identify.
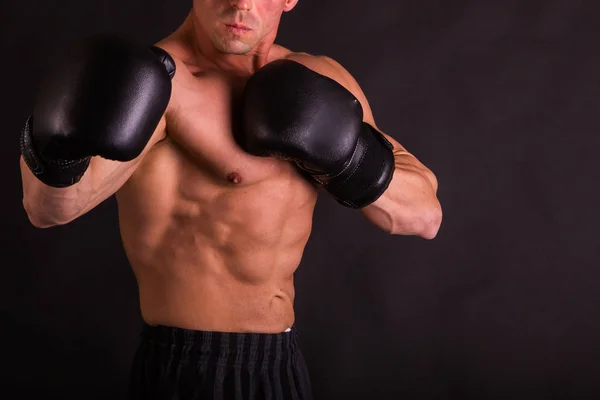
[115,34,318,334]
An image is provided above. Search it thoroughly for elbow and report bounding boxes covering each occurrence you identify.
[27,216,68,229]
[23,199,74,229]
[416,203,443,239]
[389,202,443,239]
[418,213,442,239]
[25,209,70,229]
[25,210,50,228]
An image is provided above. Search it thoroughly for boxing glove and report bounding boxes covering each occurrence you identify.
[239,59,395,209]
[20,34,176,188]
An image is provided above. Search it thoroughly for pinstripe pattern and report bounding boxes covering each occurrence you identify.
[129,324,313,400]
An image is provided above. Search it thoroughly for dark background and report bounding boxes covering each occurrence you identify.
[2,0,599,398]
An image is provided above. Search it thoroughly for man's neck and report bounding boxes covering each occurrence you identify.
[180,12,275,76]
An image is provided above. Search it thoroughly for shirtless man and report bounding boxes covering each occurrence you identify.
[20,0,442,398]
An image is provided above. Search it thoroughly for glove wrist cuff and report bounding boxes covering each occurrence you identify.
[20,114,91,188]
[315,123,395,209]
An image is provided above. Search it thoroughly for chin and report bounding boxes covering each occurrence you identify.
[213,36,255,55]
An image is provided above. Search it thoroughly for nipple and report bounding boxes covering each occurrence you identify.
[227,171,242,184]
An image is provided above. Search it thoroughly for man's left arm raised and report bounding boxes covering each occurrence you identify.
[289,54,443,239]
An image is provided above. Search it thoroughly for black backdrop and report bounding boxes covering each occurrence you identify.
[2,0,599,399]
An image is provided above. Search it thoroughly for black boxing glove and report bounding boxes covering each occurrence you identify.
[239,59,395,209]
[20,34,176,188]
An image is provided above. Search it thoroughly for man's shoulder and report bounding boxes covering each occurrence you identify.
[280,50,333,68]
[272,46,336,68]
[153,35,190,65]
[279,50,356,93]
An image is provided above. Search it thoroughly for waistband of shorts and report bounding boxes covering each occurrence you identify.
[139,323,300,358]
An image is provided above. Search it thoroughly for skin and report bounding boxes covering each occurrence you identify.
[20,0,442,333]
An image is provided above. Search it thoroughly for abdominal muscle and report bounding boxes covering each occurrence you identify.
[115,140,318,334]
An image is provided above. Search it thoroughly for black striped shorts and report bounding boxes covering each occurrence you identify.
[129,323,313,400]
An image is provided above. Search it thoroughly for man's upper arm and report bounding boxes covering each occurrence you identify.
[286,53,439,192]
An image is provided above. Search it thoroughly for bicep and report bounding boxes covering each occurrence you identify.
[291,54,440,195]
[320,57,439,191]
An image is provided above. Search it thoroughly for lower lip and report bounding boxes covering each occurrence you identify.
[226,25,251,35]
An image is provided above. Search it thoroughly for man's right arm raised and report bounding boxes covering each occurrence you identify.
[20,116,166,228]
[19,35,175,228]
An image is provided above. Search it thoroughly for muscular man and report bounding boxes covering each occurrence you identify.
[20,0,442,398]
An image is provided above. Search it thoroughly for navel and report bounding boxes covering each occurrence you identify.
[227,171,243,184]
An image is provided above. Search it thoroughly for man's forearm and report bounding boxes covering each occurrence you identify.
[361,152,442,239]
[20,156,94,228]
